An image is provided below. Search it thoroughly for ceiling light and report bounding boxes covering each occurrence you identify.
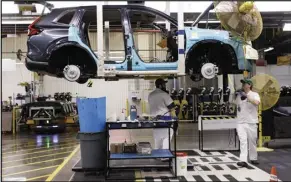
[185,20,220,24]
[283,23,291,31]
[156,20,220,24]
[6,34,19,38]
[264,47,274,52]
[2,20,33,24]
[2,1,291,15]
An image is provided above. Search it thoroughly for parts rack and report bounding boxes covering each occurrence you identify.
[106,120,178,180]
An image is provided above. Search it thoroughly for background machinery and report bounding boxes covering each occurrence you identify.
[16,92,79,133]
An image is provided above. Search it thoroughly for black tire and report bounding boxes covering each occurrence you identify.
[77,77,89,84]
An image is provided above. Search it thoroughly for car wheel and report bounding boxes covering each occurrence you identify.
[63,65,81,82]
[77,77,89,84]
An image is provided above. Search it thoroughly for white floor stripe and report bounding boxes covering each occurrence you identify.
[138,149,273,182]
[222,164,236,171]
[207,164,218,172]
[215,173,230,181]
[199,173,212,181]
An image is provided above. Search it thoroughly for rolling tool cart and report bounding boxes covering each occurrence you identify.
[105,120,178,180]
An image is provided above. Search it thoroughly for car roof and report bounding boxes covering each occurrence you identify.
[51,5,177,26]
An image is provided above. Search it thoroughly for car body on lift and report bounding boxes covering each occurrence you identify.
[26,5,258,84]
[20,101,78,133]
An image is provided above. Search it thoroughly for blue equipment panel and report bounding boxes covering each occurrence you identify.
[77,97,106,133]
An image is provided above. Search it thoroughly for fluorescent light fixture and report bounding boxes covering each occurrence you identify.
[2,20,33,24]
[155,20,220,24]
[264,47,274,52]
[52,125,58,128]
[185,20,220,24]
[283,23,291,31]
[36,126,42,128]
[2,2,19,14]
[108,1,127,5]
[7,34,19,38]
[255,2,291,12]
[2,1,291,15]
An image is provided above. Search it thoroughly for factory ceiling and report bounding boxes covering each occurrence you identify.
[2,9,291,51]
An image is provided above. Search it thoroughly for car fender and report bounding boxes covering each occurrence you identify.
[68,25,99,65]
[46,38,98,68]
[184,27,252,71]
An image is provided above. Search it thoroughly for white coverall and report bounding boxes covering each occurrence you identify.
[148,88,174,149]
[236,90,261,162]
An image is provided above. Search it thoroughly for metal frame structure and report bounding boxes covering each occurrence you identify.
[29,106,55,120]
[94,3,185,78]
[105,120,178,180]
[198,115,240,152]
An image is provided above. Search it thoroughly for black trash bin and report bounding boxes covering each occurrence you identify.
[78,132,107,170]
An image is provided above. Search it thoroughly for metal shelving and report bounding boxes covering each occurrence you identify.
[106,120,178,180]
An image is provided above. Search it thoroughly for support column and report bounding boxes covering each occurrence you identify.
[105,21,110,61]
[97,3,104,76]
[165,1,170,31]
[177,2,185,76]
[165,1,176,89]
[38,74,44,97]
[223,73,228,102]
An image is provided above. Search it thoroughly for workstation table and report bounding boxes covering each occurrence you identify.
[106,120,178,180]
[198,115,240,152]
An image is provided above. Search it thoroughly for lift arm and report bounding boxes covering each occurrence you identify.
[191,2,215,27]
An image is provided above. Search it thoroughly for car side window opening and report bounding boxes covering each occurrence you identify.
[128,10,178,63]
[57,11,75,24]
[81,8,125,63]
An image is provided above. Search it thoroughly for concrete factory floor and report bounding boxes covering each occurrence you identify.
[2,123,288,181]
[2,131,79,181]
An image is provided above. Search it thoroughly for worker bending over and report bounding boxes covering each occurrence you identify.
[236,79,260,167]
[148,78,176,159]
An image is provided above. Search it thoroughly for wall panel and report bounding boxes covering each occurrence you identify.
[2,64,33,102]
[2,36,32,102]
[43,76,129,117]
[2,34,28,53]
[256,65,291,87]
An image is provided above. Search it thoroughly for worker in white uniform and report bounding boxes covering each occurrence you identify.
[236,79,260,167]
[148,78,176,161]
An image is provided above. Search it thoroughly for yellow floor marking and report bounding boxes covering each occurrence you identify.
[2,134,76,143]
[2,165,59,177]
[2,140,78,152]
[3,157,66,169]
[27,175,50,181]
[135,170,143,182]
[2,139,78,151]
[3,145,78,159]
[2,151,72,164]
[3,142,79,155]
[45,145,80,181]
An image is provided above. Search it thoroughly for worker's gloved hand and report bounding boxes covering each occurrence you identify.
[240,91,247,100]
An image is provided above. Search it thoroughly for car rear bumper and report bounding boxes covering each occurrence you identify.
[25,57,49,72]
